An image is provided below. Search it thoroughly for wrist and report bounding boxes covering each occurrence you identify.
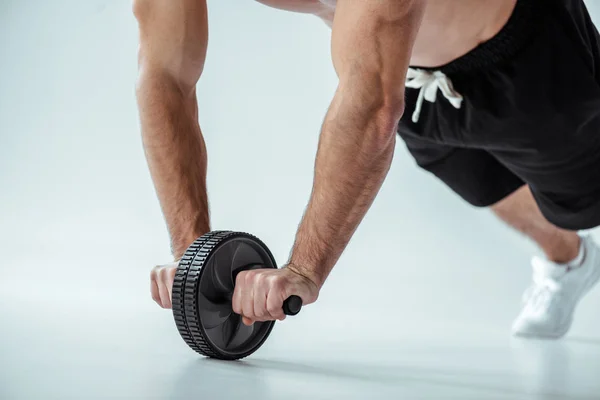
[288,226,336,289]
[286,259,326,290]
[172,240,192,260]
[171,229,210,260]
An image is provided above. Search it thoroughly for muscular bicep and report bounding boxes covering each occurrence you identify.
[331,0,425,105]
[133,0,208,91]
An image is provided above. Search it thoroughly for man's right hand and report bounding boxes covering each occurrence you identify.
[150,262,178,309]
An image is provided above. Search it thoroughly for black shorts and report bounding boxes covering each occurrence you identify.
[397,0,600,230]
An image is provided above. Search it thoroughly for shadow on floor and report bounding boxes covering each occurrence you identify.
[169,358,268,399]
[167,344,598,400]
[242,358,576,399]
[565,336,600,345]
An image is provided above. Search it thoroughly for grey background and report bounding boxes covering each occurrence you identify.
[1,1,600,399]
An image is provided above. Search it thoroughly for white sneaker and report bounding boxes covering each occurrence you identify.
[512,234,600,339]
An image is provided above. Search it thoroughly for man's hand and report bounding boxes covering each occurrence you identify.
[232,266,319,326]
[150,262,178,309]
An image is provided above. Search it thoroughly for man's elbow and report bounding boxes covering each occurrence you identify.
[342,72,405,148]
[366,96,404,151]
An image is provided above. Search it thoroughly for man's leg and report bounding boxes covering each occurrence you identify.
[494,188,600,339]
[491,185,580,264]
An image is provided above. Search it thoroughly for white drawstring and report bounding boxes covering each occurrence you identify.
[405,68,464,123]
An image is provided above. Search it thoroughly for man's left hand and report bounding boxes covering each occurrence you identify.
[232,265,320,325]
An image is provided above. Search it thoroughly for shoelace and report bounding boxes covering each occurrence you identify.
[523,277,561,307]
[522,260,564,311]
[405,68,464,123]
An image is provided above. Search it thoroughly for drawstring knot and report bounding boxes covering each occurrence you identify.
[405,68,463,123]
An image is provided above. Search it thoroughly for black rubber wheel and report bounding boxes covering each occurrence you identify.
[172,231,279,360]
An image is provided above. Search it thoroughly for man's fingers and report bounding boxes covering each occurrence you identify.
[232,272,245,315]
[166,267,177,306]
[253,278,269,321]
[157,281,171,308]
[266,285,286,321]
[155,267,172,308]
[150,264,179,309]
[230,269,304,323]
[243,273,257,321]
[151,277,161,305]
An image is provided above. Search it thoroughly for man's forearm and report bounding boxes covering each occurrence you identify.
[136,75,210,259]
[288,89,399,287]
[287,0,423,287]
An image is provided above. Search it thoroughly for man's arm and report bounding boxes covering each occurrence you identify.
[288,0,425,287]
[133,0,210,307]
[232,0,425,325]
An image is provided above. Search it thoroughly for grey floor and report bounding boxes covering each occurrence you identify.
[1,1,600,399]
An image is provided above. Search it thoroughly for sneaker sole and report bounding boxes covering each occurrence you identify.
[512,316,573,339]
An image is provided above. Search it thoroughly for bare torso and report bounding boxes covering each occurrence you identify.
[256,0,517,67]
